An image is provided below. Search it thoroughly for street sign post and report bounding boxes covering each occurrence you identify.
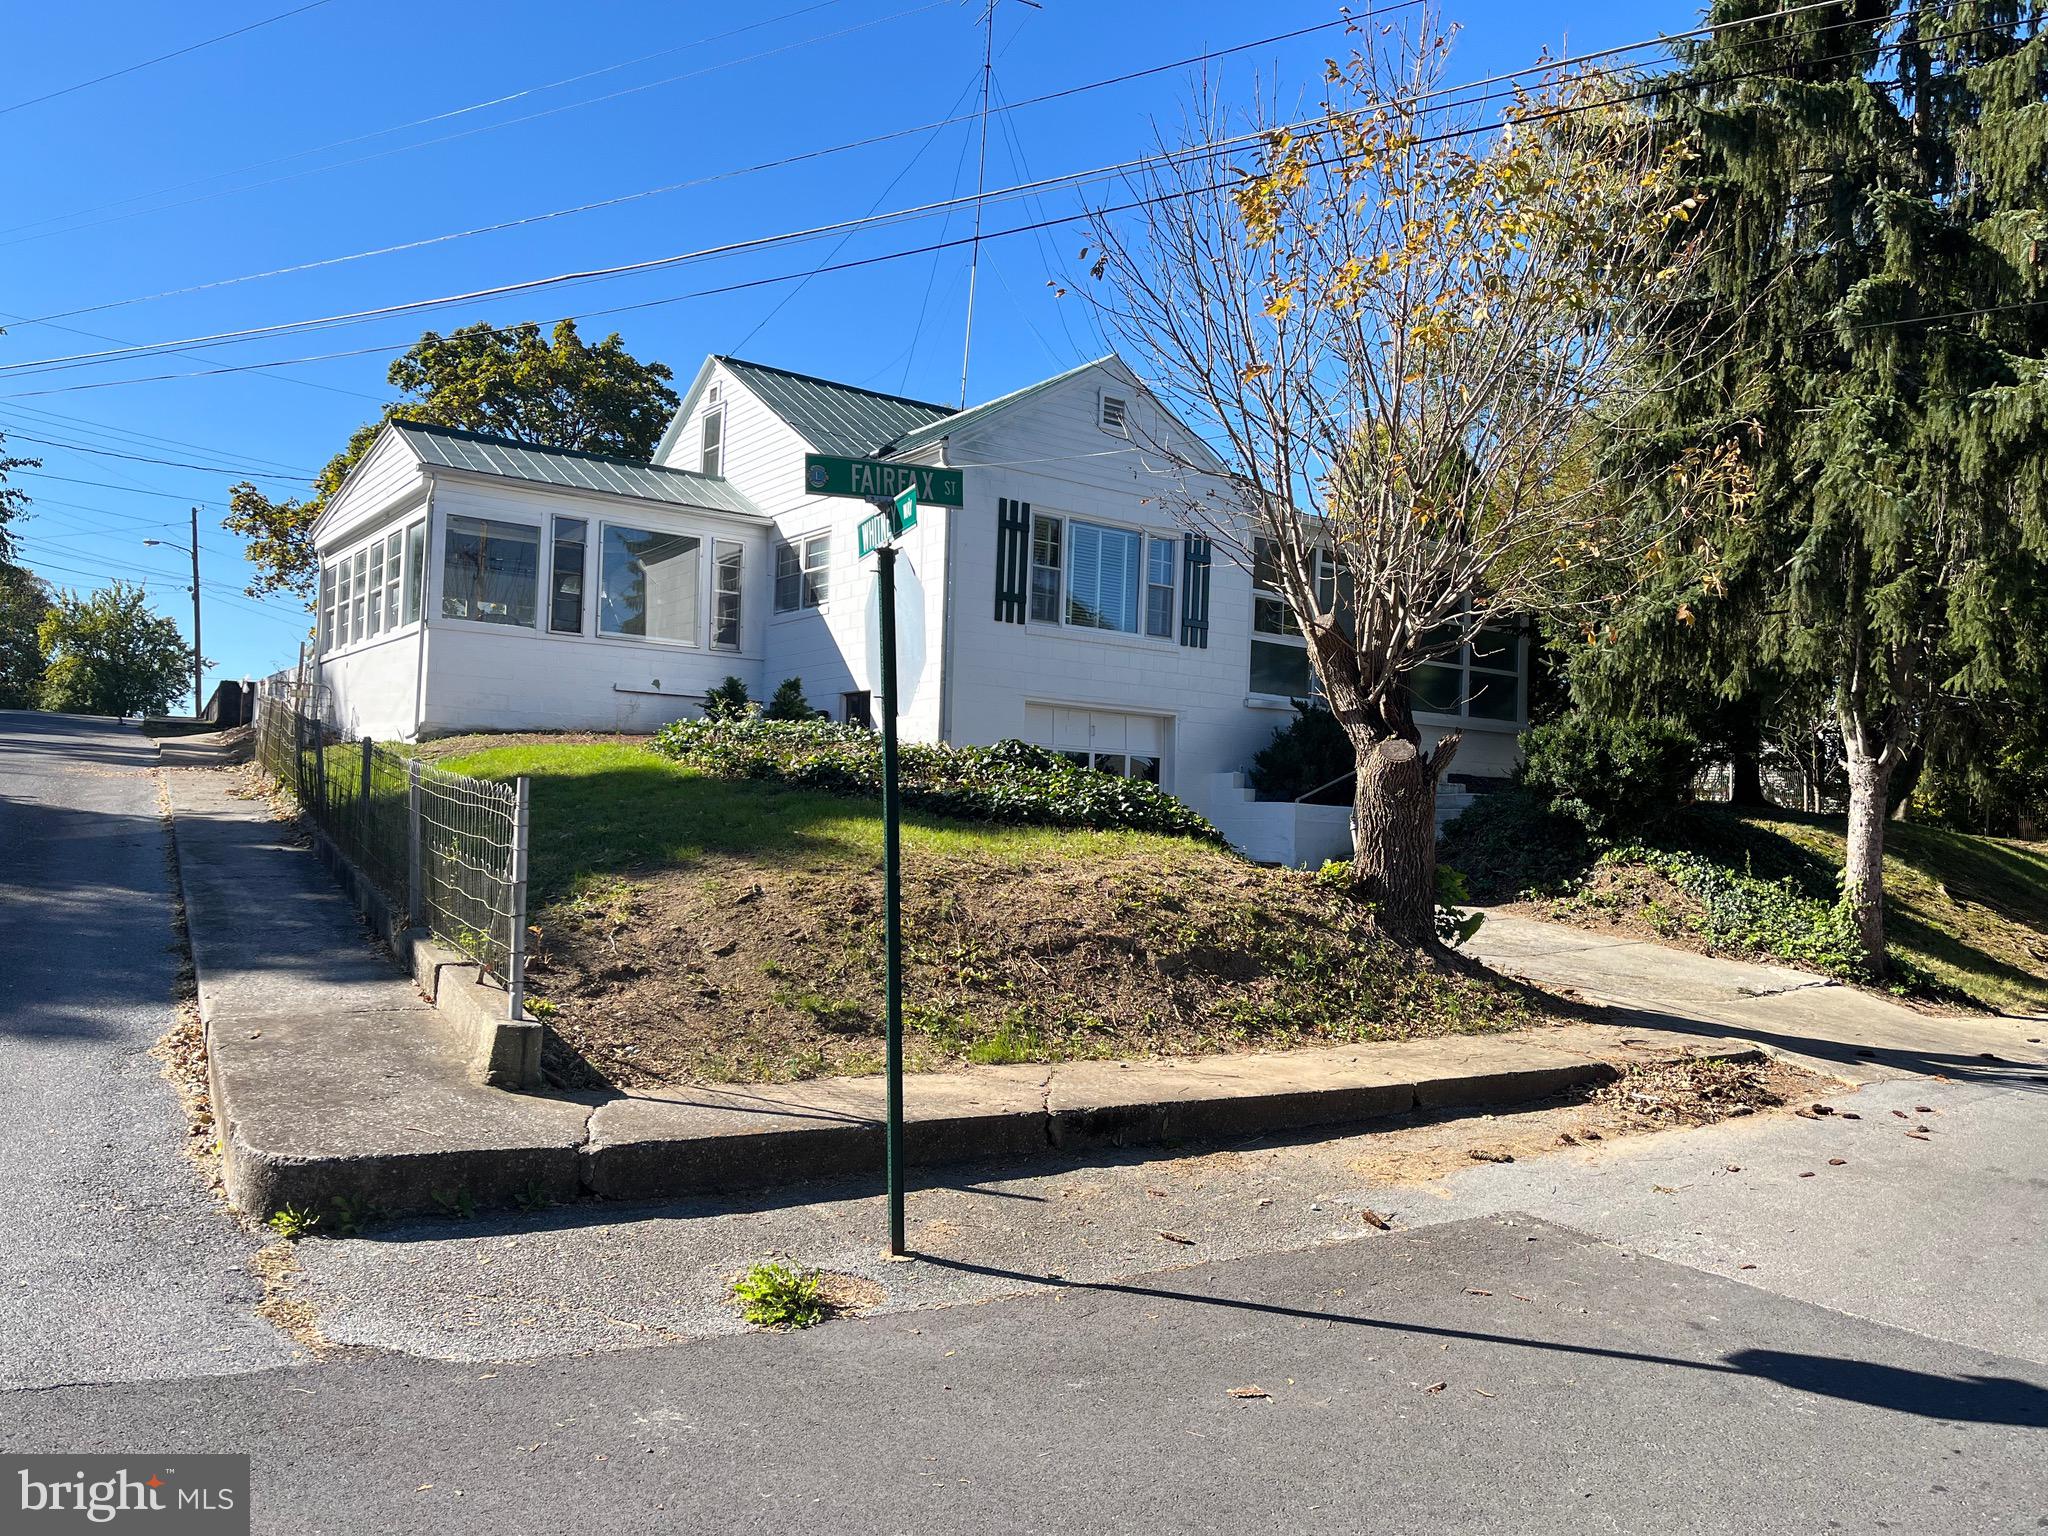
[804,454,963,507]
[871,483,919,1257]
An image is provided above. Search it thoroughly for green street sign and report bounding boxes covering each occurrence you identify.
[858,486,921,557]
[803,454,963,507]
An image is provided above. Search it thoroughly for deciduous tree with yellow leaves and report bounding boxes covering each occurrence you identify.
[1086,11,1726,940]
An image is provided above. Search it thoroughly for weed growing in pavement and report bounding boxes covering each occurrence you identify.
[325,1193,381,1236]
[732,1261,827,1329]
[432,1188,478,1220]
[267,1206,321,1241]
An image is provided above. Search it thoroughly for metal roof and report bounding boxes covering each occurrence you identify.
[716,357,954,458]
[393,423,760,517]
[884,355,1116,456]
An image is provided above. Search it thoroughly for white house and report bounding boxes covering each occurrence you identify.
[308,353,1529,864]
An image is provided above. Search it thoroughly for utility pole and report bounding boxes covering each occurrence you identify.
[188,504,203,717]
[958,0,997,408]
[144,509,205,718]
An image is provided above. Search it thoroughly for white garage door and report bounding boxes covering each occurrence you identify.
[1023,704,1168,785]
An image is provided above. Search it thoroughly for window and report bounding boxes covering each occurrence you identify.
[382,529,403,629]
[335,557,353,648]
[364,540,384,638]
[1248,538,1352,698]
[1066,521,1142,633]
[699,408,724,478]
[1144,536,1175,639]
[600,523,700,643]
[1409,622,1525,723]
[318,563,337,654]
[1249,535,1309,696]
[549,516,586,634]
[842,690,872,728]
[774,532,830,612]
[1099,393,1128,432]
[712,541,743,650]
[350,548,369,639]
[403,520,425,623]
[441,514,539,627]
[1029,514,1062,623]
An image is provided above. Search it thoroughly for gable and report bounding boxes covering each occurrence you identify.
[656,355,953,462]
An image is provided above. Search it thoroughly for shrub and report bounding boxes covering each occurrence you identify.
[651,718,1225,842]
[1612,844,1868,979]
[733,1261,826,1329]
[1520,712,1700,837]
[764,677,824,721]
[702,676,752,720]
[1438,788,1597,903]
[1247,702,1353,804]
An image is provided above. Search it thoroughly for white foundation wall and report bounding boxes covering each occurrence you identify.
[323,628,424,741]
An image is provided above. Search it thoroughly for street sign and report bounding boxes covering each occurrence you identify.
[856,485,922,557]
[857,511,892,557]
[803,454,963,507]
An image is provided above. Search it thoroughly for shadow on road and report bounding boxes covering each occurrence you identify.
[917,1255,2048,1429]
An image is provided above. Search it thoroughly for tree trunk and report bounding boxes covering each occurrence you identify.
[1728,700,1769,809]
[1840,735,1893,978]
[1349,732,1456,943]
[1885,738,1926,821]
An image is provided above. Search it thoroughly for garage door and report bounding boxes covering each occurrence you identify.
[1023,704,1168,785]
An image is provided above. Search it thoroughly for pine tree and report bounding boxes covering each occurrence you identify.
[1616,0,2048,973]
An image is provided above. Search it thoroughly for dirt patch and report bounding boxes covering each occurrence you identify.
[1347,1055,1814,1184]
[523,848,1539,1089]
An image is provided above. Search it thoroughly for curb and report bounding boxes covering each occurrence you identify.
[206,1022,1763,1220]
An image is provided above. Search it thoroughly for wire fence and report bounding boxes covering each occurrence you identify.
[253,687,531,1017]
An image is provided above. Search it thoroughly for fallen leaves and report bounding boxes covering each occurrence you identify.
[1227,1385,1271,1400]
[1468,1149,1515,1164]
[1360,1209,1392,1230]
[1422,1381,1448,1394]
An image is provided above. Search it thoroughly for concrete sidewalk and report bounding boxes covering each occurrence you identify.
[1469,910,2048,1087]
[168,768,1762,1221]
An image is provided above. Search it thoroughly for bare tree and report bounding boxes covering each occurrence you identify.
[1084,13,1724,940]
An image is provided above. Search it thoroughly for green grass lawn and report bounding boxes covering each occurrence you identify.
[422,738,1538,1087]
[1445,790,2048,1013]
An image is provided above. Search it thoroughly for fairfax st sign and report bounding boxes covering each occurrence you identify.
[802,454,964,507]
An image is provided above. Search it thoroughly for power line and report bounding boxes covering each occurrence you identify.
[0,0,1936,380]
[0,0,339,118]
[0,399,316,476]
[2,0,2017,399]
[4,10,1403,328]
[0,0,849,240]
[0,430,313,482]
[0,0,946,254]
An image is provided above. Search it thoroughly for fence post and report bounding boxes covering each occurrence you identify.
[506,774,531,1022]
[358,735,373,852]
[406,757,423,928]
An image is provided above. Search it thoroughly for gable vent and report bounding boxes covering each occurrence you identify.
[1099,393,1128,433]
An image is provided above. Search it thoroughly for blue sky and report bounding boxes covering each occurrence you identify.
[1,0,1699,700]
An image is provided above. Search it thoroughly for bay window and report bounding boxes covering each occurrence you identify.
[600,523,700,643]
[441,514,539,627]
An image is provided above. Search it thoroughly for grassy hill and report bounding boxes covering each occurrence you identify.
[1444,790,2048,1013]
[424,737,1537,1088]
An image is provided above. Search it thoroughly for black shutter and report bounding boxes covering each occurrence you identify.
[1179,533,1211,648]
[994,497,1030,623]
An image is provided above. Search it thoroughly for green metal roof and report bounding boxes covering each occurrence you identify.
[716,357,955,458]
[884,355,1116,456]
[393,422,760,517]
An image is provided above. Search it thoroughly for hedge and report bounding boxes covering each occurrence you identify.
[649,718,1225,843]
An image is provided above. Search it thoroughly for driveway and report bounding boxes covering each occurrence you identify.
[0,710,292,1389]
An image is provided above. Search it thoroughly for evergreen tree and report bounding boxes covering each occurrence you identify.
[1612,0,2048,973]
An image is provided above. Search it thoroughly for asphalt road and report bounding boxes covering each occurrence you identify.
[2,708,2043,1531]
[0,711,291,1389]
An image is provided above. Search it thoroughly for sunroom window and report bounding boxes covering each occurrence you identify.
[600,524,701,643]
[441,515,539,627]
